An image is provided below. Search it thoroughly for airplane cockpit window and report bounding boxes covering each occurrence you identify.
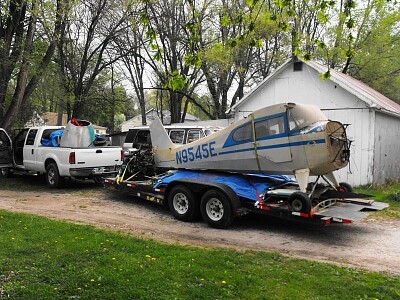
[288,104,327,130]
[169,130,185,144]
[233,123,252,142]
[255,116,285,139]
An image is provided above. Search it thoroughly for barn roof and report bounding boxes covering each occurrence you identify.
[229,59,400,117]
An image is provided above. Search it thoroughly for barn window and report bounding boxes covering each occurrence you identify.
[293,61,303,71]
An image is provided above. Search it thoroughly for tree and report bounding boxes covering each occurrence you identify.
[348,7,400,102]
[0,0,71,131]
[137,0,205,123]
[57,0,132,119]
[116,7,149,125]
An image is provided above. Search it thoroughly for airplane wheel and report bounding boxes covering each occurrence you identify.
[338,182,353,192]
[200,189,233,229]
[46,163,63,188]
[168,185,199,222]
[288,192,312,214]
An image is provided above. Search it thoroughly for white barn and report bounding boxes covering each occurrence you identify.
[228,59,400,186]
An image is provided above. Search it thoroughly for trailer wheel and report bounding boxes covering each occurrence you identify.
[200,189,233,229]
[338,182,353,192]
[288,192,312,213]
[168,185,199,222]
[46,163,62,188]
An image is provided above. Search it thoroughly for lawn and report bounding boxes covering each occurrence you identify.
[356,182,400,219]
[0,211,399,300]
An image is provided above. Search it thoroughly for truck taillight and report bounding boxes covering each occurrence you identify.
[69,152,76,164]
[121,149,124,161]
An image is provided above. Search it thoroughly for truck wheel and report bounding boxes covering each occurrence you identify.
[46,163,62,188]
[200,189,233,229]
[338,182,353,192]
[168,185,199,222]
[0,167,12,178]
[288,192,312,214]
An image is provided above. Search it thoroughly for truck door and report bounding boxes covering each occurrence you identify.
[13,129,28,166]
[23,129,38,170]
[0,128,12,167]
[253,114,292,166]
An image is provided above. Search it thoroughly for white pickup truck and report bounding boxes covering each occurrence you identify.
[0,126,122,188]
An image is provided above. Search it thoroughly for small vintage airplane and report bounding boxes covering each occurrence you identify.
[149,102,351,193]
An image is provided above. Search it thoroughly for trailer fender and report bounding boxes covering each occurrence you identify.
[164,179,243,216]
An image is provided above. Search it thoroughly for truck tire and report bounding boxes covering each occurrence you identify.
[338,182,353,192]
[288,192,312,213]
[46,163,62,188]
[168,185,199,222]
[200,189,233,229]
[0,167,12,178]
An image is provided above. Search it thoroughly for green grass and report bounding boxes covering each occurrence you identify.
[0,211,399,300]
[356,182,400,219]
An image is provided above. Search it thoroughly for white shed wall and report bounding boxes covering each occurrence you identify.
[323,108,375,186]
[373,112,400,183]
[233,63,375,186]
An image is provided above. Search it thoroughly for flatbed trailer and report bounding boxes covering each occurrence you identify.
[104,170,388,229]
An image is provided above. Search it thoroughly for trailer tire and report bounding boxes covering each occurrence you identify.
[288,192,312,214]
[200,189,233,229]
[168,185,199,222]
[338,182,353,193]
[46,163,62,189]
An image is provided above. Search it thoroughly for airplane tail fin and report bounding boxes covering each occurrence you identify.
[149,116,177,153]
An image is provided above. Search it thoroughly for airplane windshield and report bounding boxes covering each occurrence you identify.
[288,104,327,131]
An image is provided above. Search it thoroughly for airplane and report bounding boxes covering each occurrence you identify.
[149,102,351,193]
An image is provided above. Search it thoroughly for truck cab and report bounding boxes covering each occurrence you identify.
[123,124,222,151]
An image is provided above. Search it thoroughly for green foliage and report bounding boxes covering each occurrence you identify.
[0,210,399,299]
[166,71,187,91]
[349,9,400,101]
[356,181,400,219]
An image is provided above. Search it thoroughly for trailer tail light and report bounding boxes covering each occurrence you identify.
[69,152,76,164]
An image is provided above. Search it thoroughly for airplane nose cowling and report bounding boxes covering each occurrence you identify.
[325,121,350,170]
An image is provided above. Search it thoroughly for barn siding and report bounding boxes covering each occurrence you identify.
[373,112,400,183]
[233,62,375,186]
[323,108,375,186]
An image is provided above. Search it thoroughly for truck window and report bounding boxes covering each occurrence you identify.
[0,130,11,146]
[187,129,204,143]
[41,129,59,140]
[125,129,138,143]
[25,129,38,145]
[169,130,184,144]
[13,129,28,165]
[136,130,151,146]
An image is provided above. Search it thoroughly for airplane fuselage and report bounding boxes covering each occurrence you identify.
[151,103,350,178]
